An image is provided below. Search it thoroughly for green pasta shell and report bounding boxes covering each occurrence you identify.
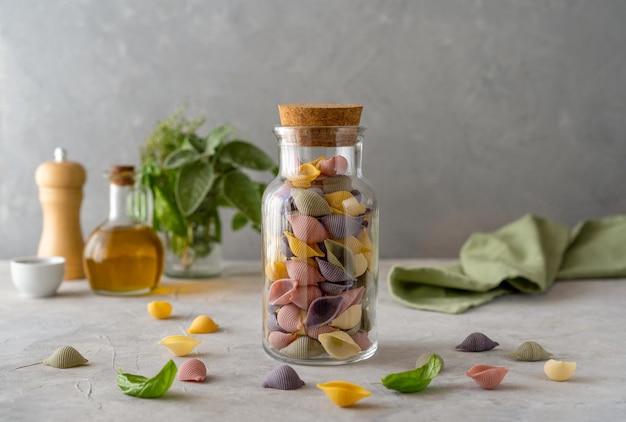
[509,341,553,361]
[43,346,88,368]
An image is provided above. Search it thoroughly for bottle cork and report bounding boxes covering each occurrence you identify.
[277,103,363,147]
[35,148,87,280]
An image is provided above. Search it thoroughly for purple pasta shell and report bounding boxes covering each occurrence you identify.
[280,235,294,259]
[304,296,344,328]
[315,258,357,283]
[262,364,305,390]
[456,332,499,352]
[266,312,286,333]
[318,281,351,295]
[320,215,364,239]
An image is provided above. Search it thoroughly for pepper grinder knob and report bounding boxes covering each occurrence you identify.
[35,148,87,280]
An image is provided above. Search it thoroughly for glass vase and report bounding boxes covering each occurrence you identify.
[163,219,223,279]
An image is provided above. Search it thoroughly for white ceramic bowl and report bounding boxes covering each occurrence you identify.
[10,256,66,298]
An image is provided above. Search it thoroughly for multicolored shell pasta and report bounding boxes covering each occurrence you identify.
[43,346,88,369]
[456,332,499,352]
[262,364,305,390]
[177,358,207,382]
[465,365,508,389]
[509,341,553,361]
[187,315,219,334]
[262,150,378,364]
[317,381,371,407]
[158,335,201,357]
[544,359,576,381]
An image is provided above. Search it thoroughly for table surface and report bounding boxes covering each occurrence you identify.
[1,259,625,422]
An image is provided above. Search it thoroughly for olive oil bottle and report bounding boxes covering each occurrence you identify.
[83,165,163,295]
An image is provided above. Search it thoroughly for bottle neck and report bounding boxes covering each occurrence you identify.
[108,184,134,226]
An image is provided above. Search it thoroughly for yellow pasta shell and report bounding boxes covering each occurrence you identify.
[147,301,173,319]
[544,359,576,381]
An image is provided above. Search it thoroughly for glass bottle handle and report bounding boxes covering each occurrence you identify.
[127,184,153,225]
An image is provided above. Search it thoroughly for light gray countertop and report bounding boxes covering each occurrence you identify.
[1,259,625,421]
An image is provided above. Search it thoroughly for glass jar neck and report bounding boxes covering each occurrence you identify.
[108,184,134,225]
[273,126,366,179]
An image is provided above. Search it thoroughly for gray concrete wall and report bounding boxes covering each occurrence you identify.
[1,0,625,260]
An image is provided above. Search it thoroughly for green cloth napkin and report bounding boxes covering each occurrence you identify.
[388,214,626,314]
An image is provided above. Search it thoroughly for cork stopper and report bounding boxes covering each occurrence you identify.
[109,165,135,186]
[278,103,362,127]
[276,103,363,147]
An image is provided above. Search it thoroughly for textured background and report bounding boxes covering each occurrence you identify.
[1,0,625,260]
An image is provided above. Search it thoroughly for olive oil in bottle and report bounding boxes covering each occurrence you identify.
[83,165,163,295]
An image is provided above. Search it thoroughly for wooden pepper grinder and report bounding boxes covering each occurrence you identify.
[35,147,87,280]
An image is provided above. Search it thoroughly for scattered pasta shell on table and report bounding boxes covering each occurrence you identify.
[187,315,219,334]
[147,301,173,319]
[317,381,371,407]
[158,335,201,357]
[262,364,305,390]
[177,358,207,382]
[544,359,576,381]
[456,332,499,352]
[465,365,508,390]
[509,341,553,361]
[43,346,88,369]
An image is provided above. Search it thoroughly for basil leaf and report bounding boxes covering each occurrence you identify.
[153,183,187,236]
[219,140,276,171]
[117,360,177,398]
[231,212,249,231]
[163,149,199,170]
[206,124,235,156]
[381,354,443,393]
[222,170,262,226]
[176,162,215,216]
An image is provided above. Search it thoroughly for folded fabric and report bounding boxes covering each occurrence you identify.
[388,214,626,314]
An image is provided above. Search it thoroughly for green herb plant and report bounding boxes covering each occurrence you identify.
[117,360,178,398]
[139,107,277,270]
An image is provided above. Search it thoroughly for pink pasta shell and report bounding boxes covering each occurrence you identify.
[284,259,325,285]
[268,278,299,306]
[316,155,348,176]
[350,332,373,351]
[305,324,338,339]
[465,365,508,389]
[277,304,304,333]
[290,285,323,309]
[337,287,365,315]
[287,214,329,244]
[268,331,298,350]
[177,358,207,382]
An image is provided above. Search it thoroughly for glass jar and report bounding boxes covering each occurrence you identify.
[84,165,164,295]
[262,126,378,365]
